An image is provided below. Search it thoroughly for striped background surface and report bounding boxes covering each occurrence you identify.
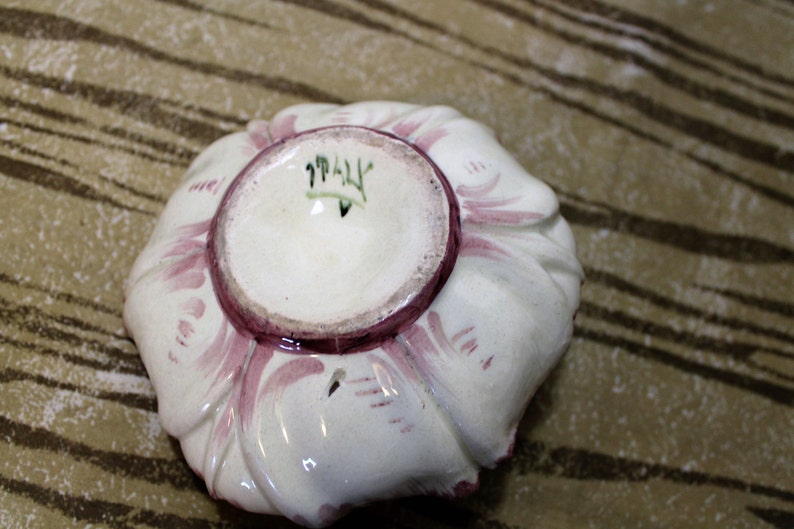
[1,1,792,527]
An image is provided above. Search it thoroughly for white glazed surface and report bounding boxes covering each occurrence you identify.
[123,102,583,527]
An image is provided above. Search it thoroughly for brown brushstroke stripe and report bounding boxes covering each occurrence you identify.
[557,74,794,173]
[0,95,86,125]
[0,271,120,316]
[171,102,248,127]
[0,299,139,362]
[294,0,794,175]
[16,300,127,342]
[580,301,794,383]
[3,112,194,167]
[290,0,794,189]
[585,267,794,345]
[557,193,794,263]
[3,115,194,169]
[0,97,198,166]
[0,334,146,377]
[2,94,209,161]
[0,153,157,215]
[540,88,794,208]
[99,125,199,162]
[523,75,794,207]
[673,148,794,208]
[0,476,224,529]
[528,0,794,105]
[578,326,794,406]
[1,138,81,169]
[0,64,229,145]
[473,0,794,129]
[0,415,196,489]
[747,507,794,529]
[3,135,174,205]
[1,368,155,411]
[695,284,794,318]
[97,172,168,204]
[153,0,273,30]
[19,0,778,211]
[0,7,344,105]
[509,438,794,502]
[558,0,794,87]
[7,1,791,203]
[581,299,794,361]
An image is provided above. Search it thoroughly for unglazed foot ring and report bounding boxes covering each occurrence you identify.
[209,126,459,353]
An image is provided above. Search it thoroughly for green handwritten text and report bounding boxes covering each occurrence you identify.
[305,155,373,217]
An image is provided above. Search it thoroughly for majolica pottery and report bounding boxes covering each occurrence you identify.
[123,102,583,527]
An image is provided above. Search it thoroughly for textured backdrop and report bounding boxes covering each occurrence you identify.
[1,1,792,528]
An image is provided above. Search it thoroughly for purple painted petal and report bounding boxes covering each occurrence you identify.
[126,132,262,288]
[236,346,477,526]
[124,253,255,438]
[398,226,582,465]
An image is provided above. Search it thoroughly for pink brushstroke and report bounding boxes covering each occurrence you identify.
[162,220,212,259]
[391,119,422,138]
[415,127,448,151]
[399,319,444,393]
[239,341,275,430]
[481,355,494,370]
[451,326,474,345]
[247,123,273,152]
[401,312,481,392]
[372,110,401,129]
[269,114,297,141]
[355,388,382,397]
[426,311,456,356]
[163,251,207,291]
[177,320,194,341]
[400,323,440,361]
[463,204,545,225]
[262,357,325,401]
[181,297,206,319]
[456,174,545,225]
[195,320,252,398]
[330,110,353,124]
[380,339,421,383]
[461,338,477,354]
[346,376,376,384]
[464,160,487,175]
[456,174,500,198]
[157,220,213,292]
[460,232,511,261]
[188,178,220,194]
[240,356,325,429]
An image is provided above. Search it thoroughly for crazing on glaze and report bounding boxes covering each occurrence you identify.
[123,102,583,528]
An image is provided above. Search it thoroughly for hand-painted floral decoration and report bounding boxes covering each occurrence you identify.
[123,102,583,528]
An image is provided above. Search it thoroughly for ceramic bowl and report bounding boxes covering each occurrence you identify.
[123,101,583,527]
